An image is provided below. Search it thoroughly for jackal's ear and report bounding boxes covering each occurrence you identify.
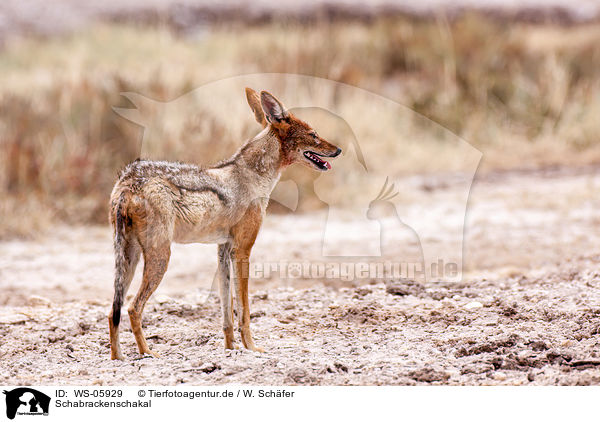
[245,88,267,128]
[260,91,289,123]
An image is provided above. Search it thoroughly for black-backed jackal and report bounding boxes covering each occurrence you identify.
[108,89,341,359]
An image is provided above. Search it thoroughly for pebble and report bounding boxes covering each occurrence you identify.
[517,350,534,359]
[493,371,507,381]
[28,295,52,307]
[253,292,268,300]
[465,301,483,310]
[0,312,29,324]
[154,294,172,304]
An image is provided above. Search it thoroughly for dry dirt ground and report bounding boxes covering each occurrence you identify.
[2,168,600,385]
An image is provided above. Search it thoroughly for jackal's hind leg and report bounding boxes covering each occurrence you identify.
[128,243,170,358]
[218,242,235,349]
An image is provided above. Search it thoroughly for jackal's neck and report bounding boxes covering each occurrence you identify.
[233,126,284,195]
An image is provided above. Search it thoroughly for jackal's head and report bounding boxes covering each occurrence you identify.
[245,88,341,171]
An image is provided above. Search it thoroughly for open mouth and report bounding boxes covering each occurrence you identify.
[303,151,332,171]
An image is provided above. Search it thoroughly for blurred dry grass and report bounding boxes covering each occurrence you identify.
[1,14,600,238]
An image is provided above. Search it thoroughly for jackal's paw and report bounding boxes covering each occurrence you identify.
[248,345,265,353]
[110,353,125,361]
[142,349,161,358]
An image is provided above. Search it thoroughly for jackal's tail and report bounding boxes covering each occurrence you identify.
[111,193,129,327]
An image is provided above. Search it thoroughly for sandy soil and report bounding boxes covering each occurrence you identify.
[1,168,600,385]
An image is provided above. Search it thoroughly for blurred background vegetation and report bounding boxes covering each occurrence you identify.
[1,4,600,238]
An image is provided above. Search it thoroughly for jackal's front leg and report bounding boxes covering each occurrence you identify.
[232,251,264,352]
[231,202,264,352]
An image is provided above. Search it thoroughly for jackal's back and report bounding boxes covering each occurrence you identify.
[109,159,236,244]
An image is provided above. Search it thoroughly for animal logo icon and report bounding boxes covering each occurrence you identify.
[3,388,50,420]
[367,177,425,281]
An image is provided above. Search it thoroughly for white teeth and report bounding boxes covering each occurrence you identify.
[304,151,330,169]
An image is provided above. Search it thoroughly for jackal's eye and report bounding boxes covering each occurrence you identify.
[310,132,318,139]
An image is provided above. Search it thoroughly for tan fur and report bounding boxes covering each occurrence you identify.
[108,89,341,359]
[245,88,267,128]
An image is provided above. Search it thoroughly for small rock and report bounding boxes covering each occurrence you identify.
[409,368,450,383]
[493,371,507,381]
[250,310,266,319]
[253,292,268,301]
[481,317,499,326]
[154,295,172,304]
[465,301,483,310]
[223,366,243,376]
[386,280,424,296]
[354,287,371,297]
[194,335,210,346]
[199,363,220,373]
[287,368,312,384]
[530,341,548,351]
[47,331,66,343]
[431,291,449,300]
[28,295,52,307]
[460,363,495,375]
[546,350,568,364]
[0,312,29,324]
[516,350,537,366]
[78,321,91,333]
[334,362,348,373]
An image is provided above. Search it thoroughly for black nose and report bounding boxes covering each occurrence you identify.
[331,147,342,157]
